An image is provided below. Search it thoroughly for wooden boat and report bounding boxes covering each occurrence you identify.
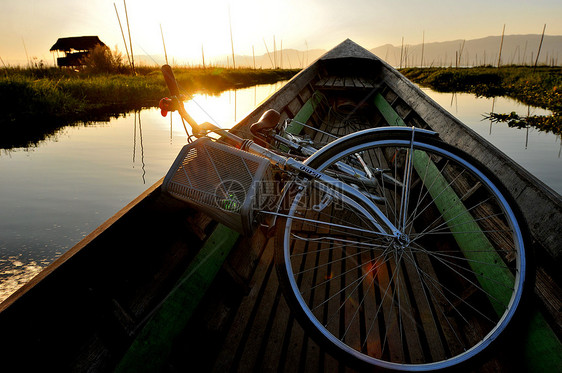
[0,39,560,372]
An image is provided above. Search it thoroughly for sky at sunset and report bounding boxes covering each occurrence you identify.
[1,0,561,66]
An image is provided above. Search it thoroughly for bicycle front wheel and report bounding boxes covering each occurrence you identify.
[275,129,529,371]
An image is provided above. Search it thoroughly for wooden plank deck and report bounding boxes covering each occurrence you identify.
[316,76,377,90]
[165,228,355,372]
[163,226,506,372]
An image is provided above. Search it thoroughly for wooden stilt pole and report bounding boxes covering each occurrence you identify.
[399,37,404,69]
[497,24,505,68]
[263,38,274,68]
[123,0,135,74]
[280,40,283,69]
[228,6,236,69]
[534,24,547,70]
[421,31,425,68]
[114,3,132,69]
[160,24,168,65]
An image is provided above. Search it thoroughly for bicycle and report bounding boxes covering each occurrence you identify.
[159,65,530,371]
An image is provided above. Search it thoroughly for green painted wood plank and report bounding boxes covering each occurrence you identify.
[523,310,562,372]
[116,223,239,373]
[374,93,407,126]
[374,92,562,372]
[285,91,325,135]
[279,90,325,153]
[375,93,511,302]
[414,150,513,313]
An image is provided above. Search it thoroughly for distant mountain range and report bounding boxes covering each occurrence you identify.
[136,48,326,69]
[137,34,561,68]
[371,34,562,67]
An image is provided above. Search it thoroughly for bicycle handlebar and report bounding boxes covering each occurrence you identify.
[161,64,181,97]
[160,64,202,134]
[160,64,250,148]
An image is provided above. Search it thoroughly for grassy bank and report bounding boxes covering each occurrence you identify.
[400,66,562,112]
[400,66,562,135]
[0,67,299,148]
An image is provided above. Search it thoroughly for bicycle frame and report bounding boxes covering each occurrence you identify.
[160,64,435,239]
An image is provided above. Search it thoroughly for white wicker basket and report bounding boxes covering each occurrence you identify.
[162,137,273,235]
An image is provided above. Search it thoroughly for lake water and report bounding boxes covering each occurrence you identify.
[421,88,561,194]
[0,82,286,303]
[0,83,560,304]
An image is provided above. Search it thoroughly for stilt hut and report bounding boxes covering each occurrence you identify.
[50,36,106,67]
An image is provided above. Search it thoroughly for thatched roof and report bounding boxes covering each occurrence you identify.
[50,36,106,52]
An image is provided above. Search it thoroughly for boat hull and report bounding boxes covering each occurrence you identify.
[0,39,560,372]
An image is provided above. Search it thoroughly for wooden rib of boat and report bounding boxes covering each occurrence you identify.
[0,39,560,372]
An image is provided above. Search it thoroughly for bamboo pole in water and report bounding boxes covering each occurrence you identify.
[399,37,404,69]
[160,24,168,65]
[280,40,283,69]
[273,36,277,68]
[534,24,547,70]
[228,6,236,69]
[497,24,505,68]
[22,37,30,67]
[263,38,274,68]
[458,40,465,67]
[305,40,309,67]
[123,0,135,74]
[455,51,458,69]
[421,31,425,68]
[114,3,132,69]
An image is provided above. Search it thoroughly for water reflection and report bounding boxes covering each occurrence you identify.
[0,82,286,304]
[490,97,496,135]
[484,110,562,139]
[132,111,146,184]
[0,256,49,302]
[421,88,561,195]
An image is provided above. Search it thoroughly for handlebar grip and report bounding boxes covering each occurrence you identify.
[161,64,180,97]
[160,64,202,134]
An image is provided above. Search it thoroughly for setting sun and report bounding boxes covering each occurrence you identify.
[123,0,305,65]
[1,0,561,66]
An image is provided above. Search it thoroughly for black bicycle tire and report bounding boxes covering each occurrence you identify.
[274,129,531,371]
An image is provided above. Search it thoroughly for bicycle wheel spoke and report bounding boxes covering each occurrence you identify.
[276,133,527,370]
[411,244,512,313]
[399,146,415,232]
[289,233,389,252]
[309,252,388,298]
[409,195,494,243]
[403,161,468,235]
[404,250,469,350]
